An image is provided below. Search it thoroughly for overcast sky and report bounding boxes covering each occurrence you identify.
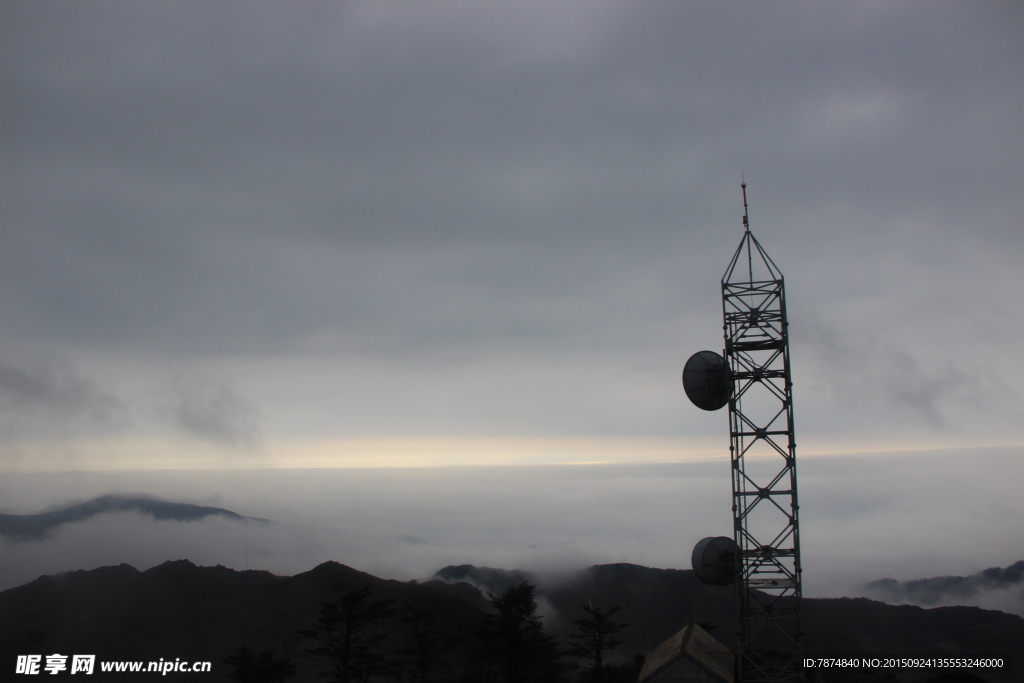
[3,2,1023,469]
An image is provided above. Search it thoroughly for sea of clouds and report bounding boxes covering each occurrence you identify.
[0,446,1021,616]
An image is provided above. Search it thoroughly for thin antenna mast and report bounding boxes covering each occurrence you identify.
[741,174,749,231]
[742,176,753,285]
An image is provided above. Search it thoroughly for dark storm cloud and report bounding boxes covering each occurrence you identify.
[0,354,127,436]
[166,381,262,451]
[795,318,1010,428]
[0,350,263,449]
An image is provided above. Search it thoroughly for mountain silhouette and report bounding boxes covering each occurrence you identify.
[1,561,1020,682]
[866,561,1024,607]
[0,560,484,682]
[0,495,269,542]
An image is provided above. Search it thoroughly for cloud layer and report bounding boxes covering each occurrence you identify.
[866,562,1024,610]
[1,1,1022,463]
[1,447,1021,616]
[0,356,127,438]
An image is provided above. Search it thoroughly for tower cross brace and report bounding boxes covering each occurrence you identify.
[721,186,804,683]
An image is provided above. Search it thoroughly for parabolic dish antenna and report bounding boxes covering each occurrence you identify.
[691,535,739,586]
[682,350,731,411]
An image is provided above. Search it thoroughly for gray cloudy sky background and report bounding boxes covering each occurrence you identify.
[1,1,1023,611]
[3,2,1023,468]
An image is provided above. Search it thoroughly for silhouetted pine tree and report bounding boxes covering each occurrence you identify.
[565,605,626,683]
[480,581,564,683]
[299,585,396,683]
[398,602,459,683]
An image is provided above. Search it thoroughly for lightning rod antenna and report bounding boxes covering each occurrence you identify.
[741,174,749,232]
[742,175,753,285]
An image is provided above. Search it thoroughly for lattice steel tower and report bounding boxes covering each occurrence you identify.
[686,183,804,683]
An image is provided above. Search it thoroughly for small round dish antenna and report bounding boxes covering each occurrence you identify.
[683,350,731,411]
[692,536,738,586]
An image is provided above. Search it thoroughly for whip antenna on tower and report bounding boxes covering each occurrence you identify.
[741,174,749,232]
[684,182,805,683]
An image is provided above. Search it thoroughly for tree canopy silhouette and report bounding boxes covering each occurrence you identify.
[398,602,459,683]
[481,581,564,683]
[299,585,396,683]
[566,605,627,683]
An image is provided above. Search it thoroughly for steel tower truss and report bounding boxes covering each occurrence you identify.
[721,193,803,683]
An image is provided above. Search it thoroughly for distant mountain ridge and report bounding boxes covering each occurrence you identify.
[0,559,484,683]
[2,560,1019,682]
[0,495,268,542]
[428,563,1024,674]
[866,561,1024,607]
